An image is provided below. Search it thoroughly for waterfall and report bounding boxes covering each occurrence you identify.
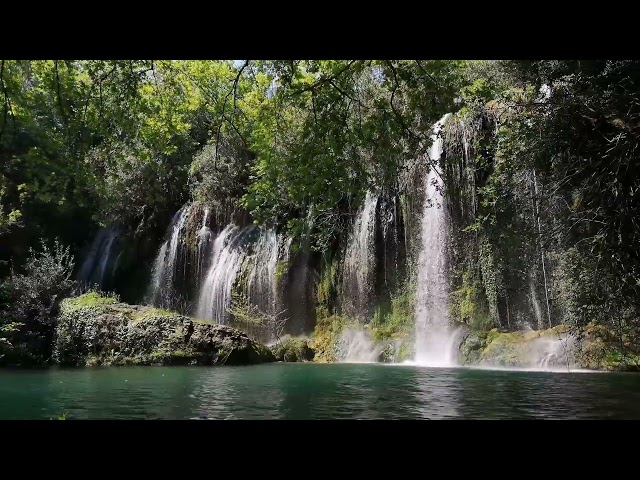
[196,208,213,286]
[148,240,168,303]
[196,225,251,324]
[527,335,574,371]
[413,114,461,367]
[247,229,280,315]
[247,230,292,314]
[343,191,378,319]
[336,328,383,363]
[77,225,120,290]
[530,274,543,330]
[147,204,192,306]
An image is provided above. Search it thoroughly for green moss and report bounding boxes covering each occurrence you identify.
[396,340,414,363]
[577,332,640,372]
[272,337,315,362]
[60,291,119,314]
[316,256,339,319]
[311,315,349,363]
[275,260,288,281]
[371,289,414,341]
[479,330,528,366]
[132,307,177,320]
[54,298,276,366]
[450,266,495,332]
[479,237,500,326]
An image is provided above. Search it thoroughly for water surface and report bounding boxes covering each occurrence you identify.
[1,363,639,419]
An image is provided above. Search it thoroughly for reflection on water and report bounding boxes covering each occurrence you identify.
[411,368,461,419]
[1,364,640,419]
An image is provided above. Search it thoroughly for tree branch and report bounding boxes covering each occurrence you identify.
[287,60,358,97]
[214,60,249,168]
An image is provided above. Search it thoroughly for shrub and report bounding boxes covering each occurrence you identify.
[0,239,75,364]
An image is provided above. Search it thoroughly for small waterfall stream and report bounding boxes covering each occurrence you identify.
[342,192,378,319]
[195,224,292,336]
[77,225,120,290]
[196,208,213,287]
[147,204,193,307]
[247,229,280,316]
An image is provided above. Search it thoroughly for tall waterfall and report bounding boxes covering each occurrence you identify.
[414,114,461,367]
[147,204,192,307]
[77,225,120,290]
[196,225,251,324]
[343,192,378,318]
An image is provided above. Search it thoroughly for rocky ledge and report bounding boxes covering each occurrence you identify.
[54,293,275,366]
[458,324,640,372]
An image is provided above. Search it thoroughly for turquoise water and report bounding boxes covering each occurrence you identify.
[1,363,639,419]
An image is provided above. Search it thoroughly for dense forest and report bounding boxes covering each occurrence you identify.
[1,60,639,369]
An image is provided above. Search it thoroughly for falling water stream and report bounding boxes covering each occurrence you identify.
[196,225,249,324]
[342,192,378,320]
[413,114,462,367]
[147,205,193,306]
[247,229,280,316]
[77,225,120,290]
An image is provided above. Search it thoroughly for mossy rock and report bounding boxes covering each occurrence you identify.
[54,293,275,366]
[310,315,351,363]
[271,337,315,362]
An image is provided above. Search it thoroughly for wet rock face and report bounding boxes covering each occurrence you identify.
[54,300,275,366]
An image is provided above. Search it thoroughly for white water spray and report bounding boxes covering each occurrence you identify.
[336,328,383,363]
[147,240,168,303]
[414,114,461,367]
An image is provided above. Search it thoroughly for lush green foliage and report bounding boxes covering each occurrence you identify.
[442,60,640,352]
[0,240,74,364]
[371,288,414,341]
[60,290,119,313]
[3,59,640,368]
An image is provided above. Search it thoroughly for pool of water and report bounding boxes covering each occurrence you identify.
[1,363,639,419]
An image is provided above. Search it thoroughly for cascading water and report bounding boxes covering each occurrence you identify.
[147,204,192,306]
[196,225,251,324]
[530,275,543,330]
[413,114,461,367]
[77,225,120,290]
[196,208,213,286]
[343,192,378,319]
[247,229,280,316]
[148,241,168,302]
